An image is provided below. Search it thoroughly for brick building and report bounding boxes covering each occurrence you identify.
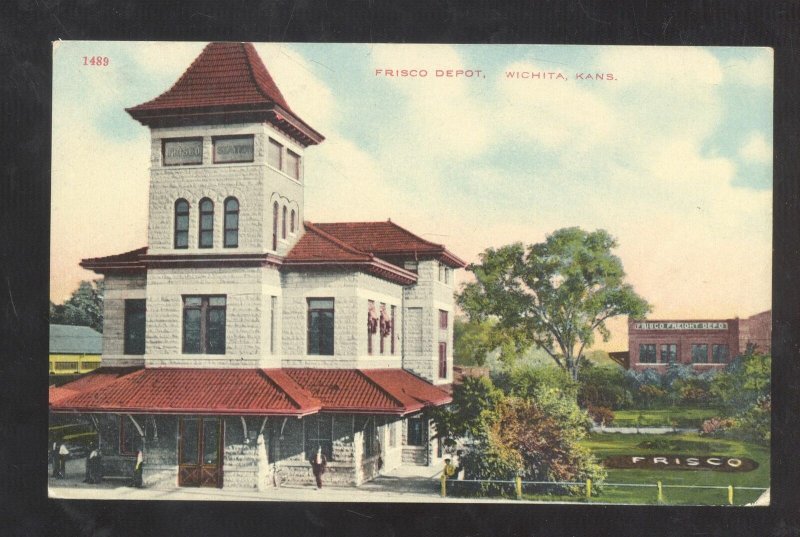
[50,43,464,490]
[625,310,771,372]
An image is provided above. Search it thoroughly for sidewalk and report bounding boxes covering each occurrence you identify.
[47,459,505,503]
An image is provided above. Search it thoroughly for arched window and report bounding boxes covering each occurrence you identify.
[282,206,287,239]
[272,201,279,251]
[224,197,239,248]
[198,198,214,248]
[290,209,296,234]
[174,199,189,249]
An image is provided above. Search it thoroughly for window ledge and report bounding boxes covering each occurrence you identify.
[267,164,302,184]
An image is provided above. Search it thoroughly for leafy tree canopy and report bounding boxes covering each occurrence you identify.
[50,279,104,333]
[432,375,605,492]
[458,227,650,381]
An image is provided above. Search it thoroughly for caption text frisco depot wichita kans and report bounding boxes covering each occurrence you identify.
[374,68,616,80]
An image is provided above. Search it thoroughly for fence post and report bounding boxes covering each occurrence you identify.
[657,481,664,503]
[728,485,734,505]
[440,473,446,498]
[515,476,522,500]
[586,478,592,500]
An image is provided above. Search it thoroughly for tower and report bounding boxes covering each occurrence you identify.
[123,42,324,368]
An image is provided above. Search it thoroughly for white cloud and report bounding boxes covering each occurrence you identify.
[369,44,492,160]
[719,48,773,87]
[739,131,772,163]
[254,44,337,134]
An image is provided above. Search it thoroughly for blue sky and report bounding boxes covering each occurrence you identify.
[51,42,773,350]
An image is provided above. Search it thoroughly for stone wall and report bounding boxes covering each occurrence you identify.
[101,273,147,367]
[144,266,281,367]
[402,260,454,384]
[148,122,306,256]
[280,271,403,368]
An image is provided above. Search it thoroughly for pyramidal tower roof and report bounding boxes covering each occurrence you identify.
[126,42,324,146]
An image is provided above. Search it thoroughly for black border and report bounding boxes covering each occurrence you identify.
[2,1,798,536]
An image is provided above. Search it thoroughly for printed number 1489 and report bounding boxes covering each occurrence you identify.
[83,56,109,66]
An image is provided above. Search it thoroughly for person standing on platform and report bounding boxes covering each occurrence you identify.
[57,442,69,479]
[310,447,327,489]
[132,450,143,488]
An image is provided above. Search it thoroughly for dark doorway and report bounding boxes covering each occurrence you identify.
[178,417,223,487]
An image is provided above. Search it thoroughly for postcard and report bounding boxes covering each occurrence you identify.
[48,41,772,505]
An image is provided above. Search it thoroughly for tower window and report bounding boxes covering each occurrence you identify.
[224,197,239,248]
[268,138,283,170]
[198,198,214,248]
[282,206,287,239]
[272,201,279,251]
[174,199,189,249]
[290,209,296,234]
[287,150,301,180]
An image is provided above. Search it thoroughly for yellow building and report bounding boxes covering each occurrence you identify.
[49,324,102,380]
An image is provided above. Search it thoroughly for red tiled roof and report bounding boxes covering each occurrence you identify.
[314,221,466,268]
[125,42,323,145]
[51,368,321,416]
[284,222,418,285]
[49,367,140,406]
[284,368,451,415]
[362,369,453,408]
[129,42,292,113]
[51,367,451,416]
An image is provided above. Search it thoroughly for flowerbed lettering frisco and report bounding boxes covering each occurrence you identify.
[603,455,759,472]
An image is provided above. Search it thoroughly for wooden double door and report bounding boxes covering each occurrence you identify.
[179,417,223,488]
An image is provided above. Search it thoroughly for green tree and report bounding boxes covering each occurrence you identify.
[433,375,605,495]
[459,227,650,382]
[453,317,525,366]
[50,279,104,333]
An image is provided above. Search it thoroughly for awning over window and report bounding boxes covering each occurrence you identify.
[50,367,451,416]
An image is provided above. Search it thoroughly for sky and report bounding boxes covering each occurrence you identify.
[51,41,773,351]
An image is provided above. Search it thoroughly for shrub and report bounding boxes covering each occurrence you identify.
[637,384,667,408]
[701,417,736,435]
[578,365,633,410]
[727,395,771,445]
[587,405,615,426]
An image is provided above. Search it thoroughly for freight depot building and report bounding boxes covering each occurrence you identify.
[621,311,771,372]
[49,42,464,491]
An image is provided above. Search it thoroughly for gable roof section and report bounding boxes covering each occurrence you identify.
[51,368,321,416]
[49,367,140,406]
[284,368,451,415]
[49,324,103,354]
[284,222,418,285]
[362,369,453,408]
[314,221,466,268]
[80,247,148,274]
[125,42,323,146]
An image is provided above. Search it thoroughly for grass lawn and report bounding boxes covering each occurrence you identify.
[574,432,770,505]
[612,407,724,428]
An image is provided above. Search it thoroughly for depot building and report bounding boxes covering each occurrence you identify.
[614,310,771,372]
[49,42,464,491]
